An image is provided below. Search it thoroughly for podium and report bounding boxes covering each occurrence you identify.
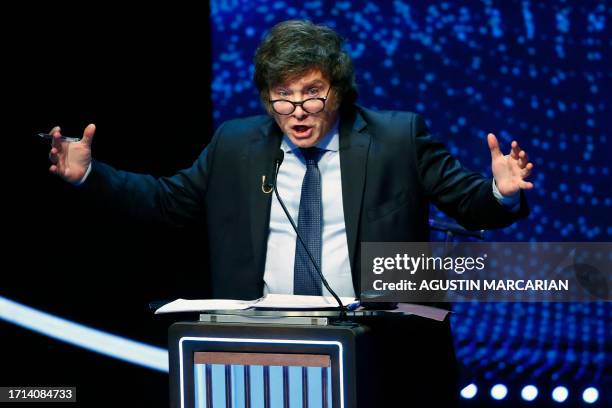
[168,309,456,408]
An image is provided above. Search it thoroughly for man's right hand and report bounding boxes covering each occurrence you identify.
[48,124,96,184]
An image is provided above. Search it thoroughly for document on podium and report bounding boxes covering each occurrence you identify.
[154,294,359,314]
[254,294,359,309]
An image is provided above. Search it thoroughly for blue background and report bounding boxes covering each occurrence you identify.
[209,0,610,405]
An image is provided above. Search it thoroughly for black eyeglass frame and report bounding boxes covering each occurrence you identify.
[269,87,332,115]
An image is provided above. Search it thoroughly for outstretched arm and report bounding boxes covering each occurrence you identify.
[47,123,218,228]
[414,115,530,230]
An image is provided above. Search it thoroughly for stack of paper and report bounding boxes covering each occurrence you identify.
[154,294,359,314]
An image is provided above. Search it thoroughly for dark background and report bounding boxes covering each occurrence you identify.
[3,2,212,406]
[2,1,610,407]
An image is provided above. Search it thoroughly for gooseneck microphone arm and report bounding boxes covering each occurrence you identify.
[270,149,348,317]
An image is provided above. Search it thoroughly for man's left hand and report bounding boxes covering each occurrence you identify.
[488,133,534,196]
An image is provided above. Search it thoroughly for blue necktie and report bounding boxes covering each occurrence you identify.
[293,147,324,295]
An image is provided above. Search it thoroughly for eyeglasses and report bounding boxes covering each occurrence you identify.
[269,87,331,115]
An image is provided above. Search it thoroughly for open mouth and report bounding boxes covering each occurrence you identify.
[292,125,313,138]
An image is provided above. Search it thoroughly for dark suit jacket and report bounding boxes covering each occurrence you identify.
[84,105,528,300]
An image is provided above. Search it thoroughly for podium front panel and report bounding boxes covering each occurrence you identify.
[169,322,365,408]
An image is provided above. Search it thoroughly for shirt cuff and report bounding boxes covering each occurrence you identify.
[74,162,93,186]
[492,179,521,213]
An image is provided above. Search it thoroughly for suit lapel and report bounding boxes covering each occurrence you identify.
[339,108,371,285]
[248,119,283,280]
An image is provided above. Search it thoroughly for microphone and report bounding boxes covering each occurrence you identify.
[270,149,348,317]
[261,150,285,193]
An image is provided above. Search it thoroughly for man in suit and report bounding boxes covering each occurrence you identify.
[48,20,533,405]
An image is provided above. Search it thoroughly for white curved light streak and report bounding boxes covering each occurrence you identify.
[0,295,168,373]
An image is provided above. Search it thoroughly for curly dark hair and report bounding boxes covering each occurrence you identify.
[253,20,358,111]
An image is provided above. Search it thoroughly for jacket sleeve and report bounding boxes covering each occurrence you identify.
[80,123,223,228]
[412,114,529,230]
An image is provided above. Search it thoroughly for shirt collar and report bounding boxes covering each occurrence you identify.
[280,119,340,154]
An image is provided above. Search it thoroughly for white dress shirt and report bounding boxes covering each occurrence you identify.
[262,121,356,297]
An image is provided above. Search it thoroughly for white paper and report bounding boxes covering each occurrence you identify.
[390,303,451,321]
[154,294,358,314]
[253,294,358,309]
[154,298,254,314]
